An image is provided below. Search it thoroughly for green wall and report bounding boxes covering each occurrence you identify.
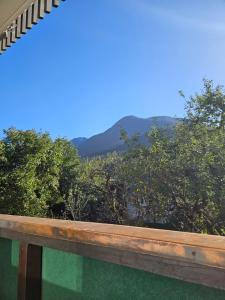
[0,238,19,300]
[1,238,225,300]
[42,247,225,300]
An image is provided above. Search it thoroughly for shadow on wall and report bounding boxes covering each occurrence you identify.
[42,247,225,300]
[0,238,19,300]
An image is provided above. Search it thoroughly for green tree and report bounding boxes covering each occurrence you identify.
[119,79,225,234]
[0,128,80,217]
[66,152,128,224]
[184,79,225,128]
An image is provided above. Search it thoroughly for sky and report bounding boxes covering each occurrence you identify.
[1,0,225,139]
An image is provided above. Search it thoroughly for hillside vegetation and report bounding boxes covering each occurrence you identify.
[0,80,224,235]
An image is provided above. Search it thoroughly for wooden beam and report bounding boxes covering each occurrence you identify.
[10,21,16,43]
[0,35,6,52]
[6,31,11,47]
[45,0,52,13]
[52,0,60,8]
[16,16,22,39]
[32,1,39,24]
[21,11,27,34]
[1,37,7,51]
[18,243,42,300]
[38,0,45,19]
[0,39,2,54]
[1,214,225,290]
[26,6,33,29]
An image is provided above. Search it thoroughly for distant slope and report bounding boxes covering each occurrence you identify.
[71,137,87,148]
[71,116,182,157]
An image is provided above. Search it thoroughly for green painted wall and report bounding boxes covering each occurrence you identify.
[42,247,225,300]
[0,238,19,300]
[1,238,225,300]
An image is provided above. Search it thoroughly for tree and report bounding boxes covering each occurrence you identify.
[0,128,80,217]
[184,79,225,129]
[168,80,225,234]
[119,79,225,234]
[1,79,225,235]
[65,152,128,224]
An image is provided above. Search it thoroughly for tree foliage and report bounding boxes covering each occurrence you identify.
[0,79,225,235]
[0,129,80,217]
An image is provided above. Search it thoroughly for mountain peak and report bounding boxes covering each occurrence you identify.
[115,115,140,126]
[71,115,182,157]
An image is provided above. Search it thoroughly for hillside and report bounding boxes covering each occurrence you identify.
[71,116,182,157]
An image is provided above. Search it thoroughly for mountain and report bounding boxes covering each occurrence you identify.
[71,137,87,148]
[71,116,182,157]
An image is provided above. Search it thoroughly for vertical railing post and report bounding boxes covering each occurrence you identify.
[17,243,42,300]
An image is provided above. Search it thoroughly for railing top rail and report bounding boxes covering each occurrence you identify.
[1,214,225,290]
[0,214,225,249]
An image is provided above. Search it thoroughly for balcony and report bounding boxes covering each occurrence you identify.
[1,214,225,300]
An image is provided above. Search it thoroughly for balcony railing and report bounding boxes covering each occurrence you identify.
[1,214,225,299]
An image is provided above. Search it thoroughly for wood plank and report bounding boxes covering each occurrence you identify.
[0,39,2,54]
[52,0,65,7]
[1,37,7,51]
[1,215,225,251]
[26,5,33,29]
[32,1,39,24]
[6,30,11,47]
[52,0,60,7]
[45,0,52,13]
[1,214,225,290]
[38,0,45,19]
[17,243,42,300]
[16,16,22,39]
[21,11,27,34]
[10,21,16,43]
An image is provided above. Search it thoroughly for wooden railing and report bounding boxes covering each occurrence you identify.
[1,214,225,299]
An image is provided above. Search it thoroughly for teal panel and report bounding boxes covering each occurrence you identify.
[0,238,19,300]
[42,247,225,300]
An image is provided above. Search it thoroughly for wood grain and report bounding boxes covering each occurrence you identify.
[18,243,42,300]
[1,214,225,290]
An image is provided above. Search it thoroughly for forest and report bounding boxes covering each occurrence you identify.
[0,79,224,235]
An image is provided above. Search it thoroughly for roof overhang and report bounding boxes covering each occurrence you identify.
[0,0,65,54]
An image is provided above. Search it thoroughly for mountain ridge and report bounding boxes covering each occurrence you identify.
[71,116,182,157]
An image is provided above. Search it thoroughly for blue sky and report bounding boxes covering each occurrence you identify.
[1,0,225,139]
